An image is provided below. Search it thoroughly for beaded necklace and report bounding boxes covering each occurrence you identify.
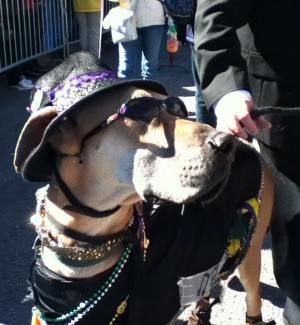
[33,242,133,325]
[215,161,265,283]
[108,294,129,325]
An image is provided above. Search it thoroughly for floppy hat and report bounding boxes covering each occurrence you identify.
[14,69,168,182]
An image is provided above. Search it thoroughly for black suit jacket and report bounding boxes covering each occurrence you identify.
[194,2,300,315]
[194,0,300,109]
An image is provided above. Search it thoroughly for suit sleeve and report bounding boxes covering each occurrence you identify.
[194,0,255,108]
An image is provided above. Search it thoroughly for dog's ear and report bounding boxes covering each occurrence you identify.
[14,107,57,172]
[47,115,85,156]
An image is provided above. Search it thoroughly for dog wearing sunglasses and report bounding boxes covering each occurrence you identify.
[14,51,289,325]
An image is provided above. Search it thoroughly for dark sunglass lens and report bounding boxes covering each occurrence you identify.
[121,97,161,120]
[165,97,188,117]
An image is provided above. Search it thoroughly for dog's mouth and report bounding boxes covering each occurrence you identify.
[144,172,229,206]
[181,170,230,205]
[198,177,228,204]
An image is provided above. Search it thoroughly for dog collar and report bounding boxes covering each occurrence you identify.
[32,186,148,267]
[34,210,129,266]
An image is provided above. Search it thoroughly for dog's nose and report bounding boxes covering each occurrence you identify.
[207,132,235,153]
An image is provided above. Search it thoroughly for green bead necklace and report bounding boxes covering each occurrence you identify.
[34,242,133,325]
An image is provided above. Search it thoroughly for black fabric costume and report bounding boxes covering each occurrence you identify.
[29,143,262,324]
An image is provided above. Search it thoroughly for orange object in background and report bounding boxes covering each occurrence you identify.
[167,38,179,53]
[31,314,42,325]
[167,23,179,53]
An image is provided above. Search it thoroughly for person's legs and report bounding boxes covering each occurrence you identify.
[75,12,88,51]
[118,38,140,79]
[87,11,101,58]
[44,0,63,51]
[255,87,300,322]
[283,297,300,325]
[140,25,164,80]
[191,46,216,126]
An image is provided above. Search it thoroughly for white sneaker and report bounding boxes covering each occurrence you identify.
[11,76,34,90]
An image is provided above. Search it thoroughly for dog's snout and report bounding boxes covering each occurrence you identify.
[207,132,235,153]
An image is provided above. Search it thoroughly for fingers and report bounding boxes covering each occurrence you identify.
[214,93,272,139]
[216,108,258,140]
[256,115,272,129]
[237,113,272,138]
[218,114,271,140]
[232,114,250,139]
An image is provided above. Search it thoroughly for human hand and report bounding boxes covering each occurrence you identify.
[214,91,272,139]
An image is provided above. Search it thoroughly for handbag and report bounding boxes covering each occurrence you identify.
[159,0,195,25]
[103,6,138,43]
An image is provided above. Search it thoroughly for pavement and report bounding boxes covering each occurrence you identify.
[0,39,286,325]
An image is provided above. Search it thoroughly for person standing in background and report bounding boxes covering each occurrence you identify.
[194,1,300,324]
[73,0,102,58]
[44,0,63,52]
[172,0,215,126]
[118,0,165,80]
[184,23,215,126]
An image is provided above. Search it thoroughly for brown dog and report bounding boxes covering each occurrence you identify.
[14,57,276,324]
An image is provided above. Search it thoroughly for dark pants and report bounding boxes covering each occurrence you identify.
[251,75,300,324]
[252,77,300,186]
[258,113,300,186]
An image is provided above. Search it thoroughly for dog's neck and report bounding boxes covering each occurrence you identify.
[32,185,137,278]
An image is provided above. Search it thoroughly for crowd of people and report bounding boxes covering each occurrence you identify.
[2,0,168,89]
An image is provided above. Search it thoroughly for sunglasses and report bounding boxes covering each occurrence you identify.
[120,96,188,120]
[102,96,188,127]
[83,96,189,147]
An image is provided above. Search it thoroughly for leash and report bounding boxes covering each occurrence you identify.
[53,163,121,218]
[45,210,134,245]
[251,106,300,118]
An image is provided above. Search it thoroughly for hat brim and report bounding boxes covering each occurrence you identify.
[15,79,168,182]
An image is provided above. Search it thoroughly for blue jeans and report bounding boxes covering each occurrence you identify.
[44,0,62,51]
[191,46,216,126]
[118,24,165,80]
